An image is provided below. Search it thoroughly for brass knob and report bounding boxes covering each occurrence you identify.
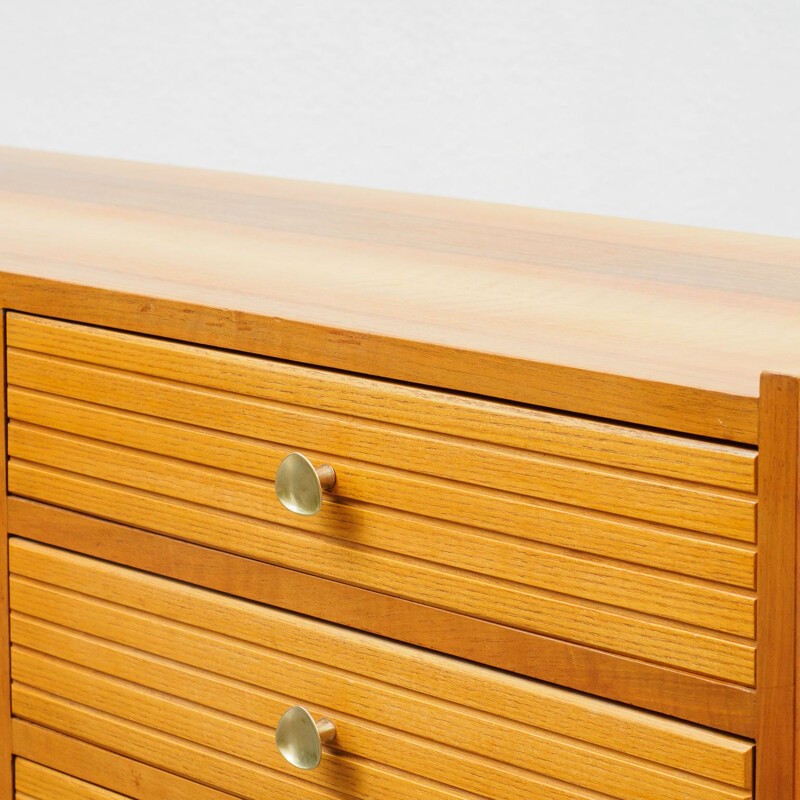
[275,453,336,516]
[275,706,337,769]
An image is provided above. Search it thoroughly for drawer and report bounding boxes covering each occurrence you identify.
[6,313,757,685]
[9,539,754,800]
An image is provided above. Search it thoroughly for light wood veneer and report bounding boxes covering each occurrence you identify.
[1,147,799,797]
[5,314,757,686]
[16,759,131,800]
[10,540,753,800]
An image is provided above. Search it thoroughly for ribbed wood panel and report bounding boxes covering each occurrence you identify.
[15,759,129,800]
[5,313,757,684]
[6,312,758,489]
[13,723,257,800]
[10,540,753,800]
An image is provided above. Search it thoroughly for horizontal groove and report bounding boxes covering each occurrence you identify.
[16,600,754,783]
[7,313,758,491]
[12,685,360,800]
[6,417,758,603]
[7,538,755,785]
[6,346,757,500]
[323,495,755,601]
[6,387,760,553]
[11,393,755,590]
[7,464,758,686]
[10,591,408,698]
[11,640,751,800]
[10,601,743,769]
[8,376,745,495]
[7,390,757,591]
[7,457,757,651]
[6,348,757,539]
[13,676,624,800]
[13,734,250,800]
[13,647,291,769]
[8,576,752,796]
[6,426,756,640]
[15,759,133,800]
[10,640,658,800]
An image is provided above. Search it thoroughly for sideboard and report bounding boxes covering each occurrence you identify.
[1,147,799,799]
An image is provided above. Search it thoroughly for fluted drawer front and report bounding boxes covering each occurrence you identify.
[6,313,757,684]
[15,759,129,800]
[10,540,753,800]
[13,754,243,800]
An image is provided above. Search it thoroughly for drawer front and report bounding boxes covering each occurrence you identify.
[10,539,753,800]
[6,313,757,684]
[15,759,128,800]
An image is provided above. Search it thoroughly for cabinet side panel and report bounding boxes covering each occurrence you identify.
[0,311,11,795]
[756,373,800,797]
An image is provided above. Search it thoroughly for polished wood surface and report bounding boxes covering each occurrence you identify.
[16,759,130,800]
[7,312,757,491]
[9,148,800,795]
[7,498,757,736]
[14,724,243,800]
[6,429,755,633]
[14,712,344,800]
[11,461,758,683]
[5,314,758,683]
[7,389,756,589]
[1,148,799,442]
[7,351,755,539]
[10,539,754,800]
[755,374,800,797]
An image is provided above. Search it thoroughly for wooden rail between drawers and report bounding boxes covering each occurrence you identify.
[6,497,756,737]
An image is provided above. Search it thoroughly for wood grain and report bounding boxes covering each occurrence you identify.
[7,420,756,636]
[10,623,628,800]
[14,653,508,800]
[16,759,129,800]
[13,723,243,800]
[8,539,754,800]
[8,461,756,684]
[0,270,759,442]
[8,538,753,783]
[10,646,751,800]
[755,373,800,798]
[13,687,355,800]
[6,498,758,735]
[3,315,761,682]
[2,148,798,443]
[10,607,752,793]
[7,149,798,795]
[8,387,757,589]
[0,313,12,798]
[5,342,758,540]
[7,312,757,491]
[0,147,800,800]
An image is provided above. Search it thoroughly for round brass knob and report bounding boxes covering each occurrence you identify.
[275,706,337,769]
[275,453,336,516]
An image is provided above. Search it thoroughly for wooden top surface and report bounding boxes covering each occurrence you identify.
[0,147,798,443]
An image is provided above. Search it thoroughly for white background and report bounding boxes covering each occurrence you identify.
[1,1,798,237]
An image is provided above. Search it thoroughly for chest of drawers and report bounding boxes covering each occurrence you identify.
[0,147,798,799]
